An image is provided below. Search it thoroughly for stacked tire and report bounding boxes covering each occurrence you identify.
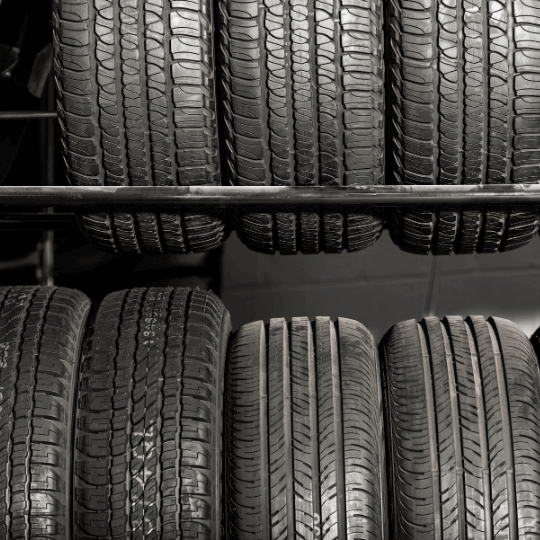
[218,0,385,254]
[53,0,540,257]
[387,0,540,253]
[53,0,227,254]
[382,316,540,537]
[2,285,540,536]
[0,286,231,539]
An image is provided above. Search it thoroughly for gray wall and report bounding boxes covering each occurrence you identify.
[221,230,540,341]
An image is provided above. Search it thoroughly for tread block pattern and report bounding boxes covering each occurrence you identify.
[0,286,91,540]
[78,210,229,254]
[225,316,387,539]
[53,0,226,253]
[235,208,384,254]
[219,0,384,253]
[390,207,540,254]
[74,287,231,539]
[381,315,540,539]
[388,0,540,253]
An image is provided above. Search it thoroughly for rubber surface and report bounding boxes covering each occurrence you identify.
[381,315,540,539]
[387,0,540,253]
[235,208,384,254]
[390,206,540,254]
[219,0,385,253]
[74,287,231,539]
[53,0,227,253]
[225,316,387,539]
[77,210,229,254]
[0,286,91,540]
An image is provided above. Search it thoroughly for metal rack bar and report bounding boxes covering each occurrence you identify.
[0,185,540,206]
[0,213,74,229]
[0,111,58,120]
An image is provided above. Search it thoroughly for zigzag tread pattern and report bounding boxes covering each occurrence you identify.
[381,315,540,540]
[74,287,230,539]
[0,286,90,540]
[225,316,386,539]
[53,0,225,253]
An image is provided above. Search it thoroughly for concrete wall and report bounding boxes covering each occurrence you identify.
[221,230,540,342]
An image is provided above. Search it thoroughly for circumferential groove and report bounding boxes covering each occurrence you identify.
[417,322,442,540]
[464,319,493,540]
[486,320,518,540]
[439,321,466,539]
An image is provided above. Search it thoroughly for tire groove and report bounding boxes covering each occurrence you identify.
[505,0,515,184]
[114,0,129,185]
[282,323,295,539]
[259,4,272,185]
[108,289,129,538]
[481,0,488,183]
[308,0,320,186]
[164,0,178,186]
[15,287,41,540]
[486,320,517,540]
[260,323,270,538]
[307,321,321,537]
[464,319,492,540]
[333,2,344,186]
[417,322,442,540]
[456,0,464,184]
[440,321,466,539]
[140,2,154,185]
[330,321,346,539]
[283,1,296,184]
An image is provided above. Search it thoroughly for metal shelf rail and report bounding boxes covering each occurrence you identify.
[0,185,539,208]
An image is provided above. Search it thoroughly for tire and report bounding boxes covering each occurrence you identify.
[389,206,540,255]
[73,287,231,539]
[381,316,540,539]
[53,0,227,253]
[218,0,385,253]
[388,0,540,254]
[77,210,230,254]
[0,286,91,540]
[225,317,387,538]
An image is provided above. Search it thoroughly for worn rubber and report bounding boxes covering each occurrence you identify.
[0,286,91,540]
[235,208,384,254]
[77,210,229,254]
[381,315,540,539]
[388,0,540,253]
[74,287,232,539]
[390,206,540,254]
[219,0,385,253]
[225,316,387,539]
[53,0,226,253]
